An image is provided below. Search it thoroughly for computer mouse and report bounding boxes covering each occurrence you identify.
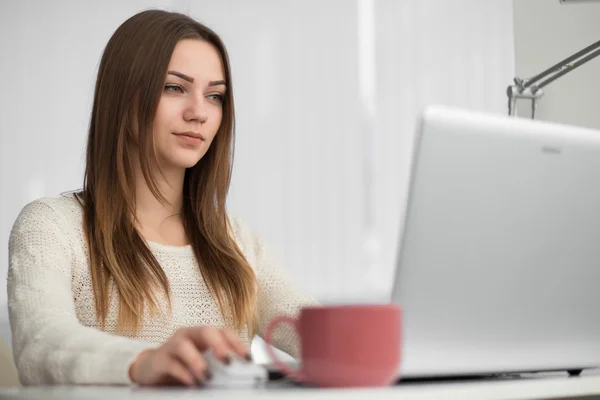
[203,350,268,388]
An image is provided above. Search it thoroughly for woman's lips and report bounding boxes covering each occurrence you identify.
[173,131,205,145]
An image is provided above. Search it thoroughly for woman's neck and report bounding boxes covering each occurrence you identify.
[135,169,184,218]
[132,153,189,245]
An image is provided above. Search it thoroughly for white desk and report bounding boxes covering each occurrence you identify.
[2,371,600,400]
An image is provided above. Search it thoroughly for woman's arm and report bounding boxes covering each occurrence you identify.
[230,216,319,358]
[7,200,155,385]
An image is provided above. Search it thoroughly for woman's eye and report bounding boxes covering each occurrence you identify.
[164,84,184,93]
[207,93,224,103]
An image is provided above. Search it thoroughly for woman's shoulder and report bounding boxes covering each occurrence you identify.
[11,192,84,238]
[17,192,82,219]
[226,213,265,264]
[227,213,256,246]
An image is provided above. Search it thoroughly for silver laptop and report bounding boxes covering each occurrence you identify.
[393,105,600,379]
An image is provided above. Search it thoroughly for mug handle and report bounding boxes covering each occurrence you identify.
[264,315,306,382]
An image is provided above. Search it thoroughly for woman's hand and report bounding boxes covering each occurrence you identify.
[129,325,251,386]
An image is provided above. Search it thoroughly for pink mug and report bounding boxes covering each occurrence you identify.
[264,304,401,388]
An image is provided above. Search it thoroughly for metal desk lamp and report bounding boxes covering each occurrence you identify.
[507,0,600,118]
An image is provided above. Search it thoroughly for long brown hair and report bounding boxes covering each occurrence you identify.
[78,10,257,335]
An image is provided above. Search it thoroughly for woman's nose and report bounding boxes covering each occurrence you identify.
[184,97,208,123]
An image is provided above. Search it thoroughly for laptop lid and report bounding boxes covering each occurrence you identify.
[393,105,600,378]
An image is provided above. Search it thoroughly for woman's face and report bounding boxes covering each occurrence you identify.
[152,39,226,170]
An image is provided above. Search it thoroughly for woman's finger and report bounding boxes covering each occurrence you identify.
[168,336,209,382]
[186,326,234,364]
[222,328,251,360]
[164,358,196,387]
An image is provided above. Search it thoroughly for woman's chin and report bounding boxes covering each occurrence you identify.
[179,160,202,169]
[164,157,203,171]
[158,148,208,170]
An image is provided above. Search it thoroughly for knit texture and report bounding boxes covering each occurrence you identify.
[7,194,317,385]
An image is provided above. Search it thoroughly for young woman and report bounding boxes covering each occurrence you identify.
[7,9,316,387]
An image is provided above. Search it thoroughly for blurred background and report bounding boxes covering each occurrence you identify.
[0,0,598,359]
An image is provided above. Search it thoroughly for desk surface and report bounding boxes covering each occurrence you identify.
[2,371,600,400]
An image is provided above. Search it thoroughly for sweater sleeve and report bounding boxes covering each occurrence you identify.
[255,237,319,358]
[7,200,156,385]
[230,217,319,358]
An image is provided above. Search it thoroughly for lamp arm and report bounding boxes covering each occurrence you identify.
[507,38,600,117]
[517,38,600,90]
[532,46,600,91]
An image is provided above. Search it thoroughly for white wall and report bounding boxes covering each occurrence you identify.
[0,1,514,348]
[513,0,600,128]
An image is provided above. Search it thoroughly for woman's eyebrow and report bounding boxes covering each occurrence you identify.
[167,71,226,88]
[167,70,194,83]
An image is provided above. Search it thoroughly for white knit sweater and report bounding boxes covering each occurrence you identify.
[7,194,316,385]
